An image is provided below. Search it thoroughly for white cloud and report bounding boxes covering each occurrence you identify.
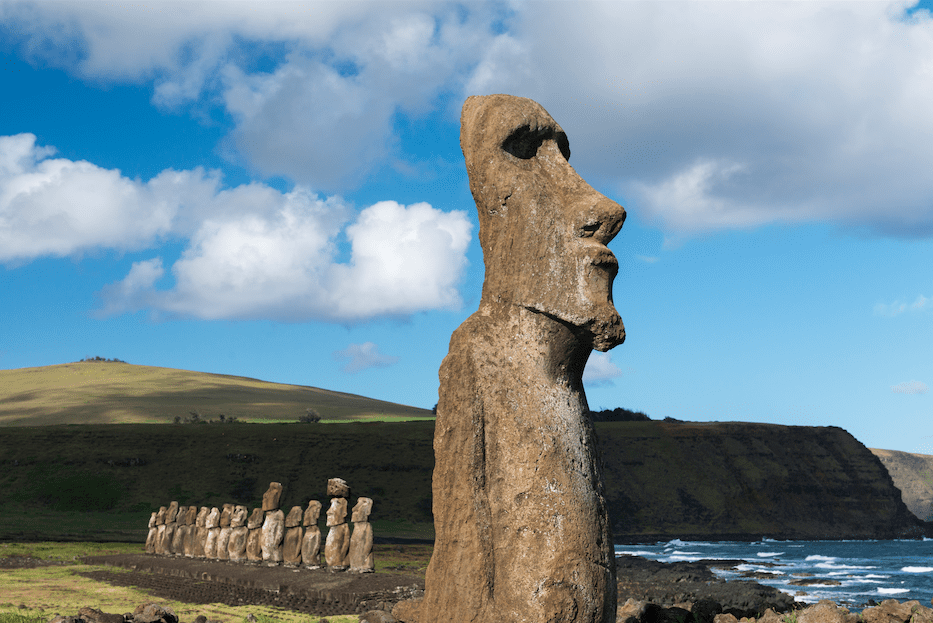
[463,1,933,237]
[583,351,624,387]
[892,380,929,394]
[875,294,932,317]
[7,2,933,236]
[0,133,200,260]
[333,342,399,374]
[1,133,472,322]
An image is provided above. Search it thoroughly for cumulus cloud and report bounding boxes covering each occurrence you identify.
[6,2,933,236]
[892,380,929,395]
[583,352,624,387]
[333,342,400,374]
[1,133,471,321]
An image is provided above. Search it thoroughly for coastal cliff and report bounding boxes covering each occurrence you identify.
[597,420,928,541]
[870,448,933,521]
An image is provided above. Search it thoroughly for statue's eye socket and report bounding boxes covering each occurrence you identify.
[501,126,570,161]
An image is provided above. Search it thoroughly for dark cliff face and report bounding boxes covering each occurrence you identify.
[597,421,928,541]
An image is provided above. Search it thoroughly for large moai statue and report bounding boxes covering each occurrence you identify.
[145,512,158,554]
[394,95,625,623]
[349,497,374,573]
[171,505,188,555]
[246,507,264,562]
[324,478,350,570]
[301,500,323,569]
[262,482,283,511]
[228,505,249,562]
[194,506,209,558]
[216,503,234,561]
[204,507,221,559]
[283,506,304,566]
[159,501,179,555]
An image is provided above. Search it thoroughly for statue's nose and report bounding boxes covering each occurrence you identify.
[575,193,625,245]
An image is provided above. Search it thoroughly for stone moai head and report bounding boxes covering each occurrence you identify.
[231,505,248,528]
[460,94,626,352]
[186,506,198,525]
[166,501,179,523]
[196,506,209,527]
[303,500,322,527]
[220,503,234,527]
[156,506,167,525]
[350,497,373,523]
[206,507,221,529]
[248,507,265,530]
[326,497,348,527]
[262,482,283,511]
[148,512,157,529]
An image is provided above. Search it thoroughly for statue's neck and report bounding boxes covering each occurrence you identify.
[476,301,591,387]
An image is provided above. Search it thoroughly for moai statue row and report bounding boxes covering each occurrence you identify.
[144,480,373,571]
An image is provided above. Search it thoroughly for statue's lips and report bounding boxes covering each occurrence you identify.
[583,245,619,272]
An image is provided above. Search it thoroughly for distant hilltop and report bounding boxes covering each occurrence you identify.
[0,361,432,426]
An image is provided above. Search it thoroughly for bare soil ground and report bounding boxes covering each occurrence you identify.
[76,552,425,617]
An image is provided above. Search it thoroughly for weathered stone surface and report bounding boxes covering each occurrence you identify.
[349,522,374,573]
[165,501,179,524]
[148,511,157,529]
[231,505,247,528]
[324,523,350,568]
[204,528,220,559]
[156,506,166,525]
[216,527,232,560]
[798,600,851,623]
[247,507,264,530]
[196,506,209,528]
[182,522,198,558]
[360,611,399,623]
[261,509,285,564]
[205,507,220,529]
[185,506,198,525]
[285,505,303,528]
[78,606,124,623]
[228,526,249,562]
[398,95,624,623]
[327,477,350,498]
[283,526,303,566]
[145,513,158,554]
[862,600,926,623]
[170,523,186,555]
[349,497,374,573]
[159,523,176,555]
[303,500,322,527]
[262,482,283,511]
[326,497,348,526]
[219,503,233,528]
[133,602,179,623]
[246,527,262,562]
[301,525,322,568]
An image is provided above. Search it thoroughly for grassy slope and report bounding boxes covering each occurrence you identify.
[0,362,433,425]
[870,448,933,521]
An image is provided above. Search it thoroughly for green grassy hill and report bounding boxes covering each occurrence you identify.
[870,448,933,521]
[0,361,433,425]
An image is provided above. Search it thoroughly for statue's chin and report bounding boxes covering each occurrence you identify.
[586,308,626,352]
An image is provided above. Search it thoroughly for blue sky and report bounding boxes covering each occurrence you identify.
[1,1,932,453]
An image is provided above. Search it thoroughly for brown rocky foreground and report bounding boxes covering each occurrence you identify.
[29,551,932,623]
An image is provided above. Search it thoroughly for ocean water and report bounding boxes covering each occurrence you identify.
[615,539,933,609]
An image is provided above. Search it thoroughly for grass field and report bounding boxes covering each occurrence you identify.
[0,361,432,426]
[0,541,408,623]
